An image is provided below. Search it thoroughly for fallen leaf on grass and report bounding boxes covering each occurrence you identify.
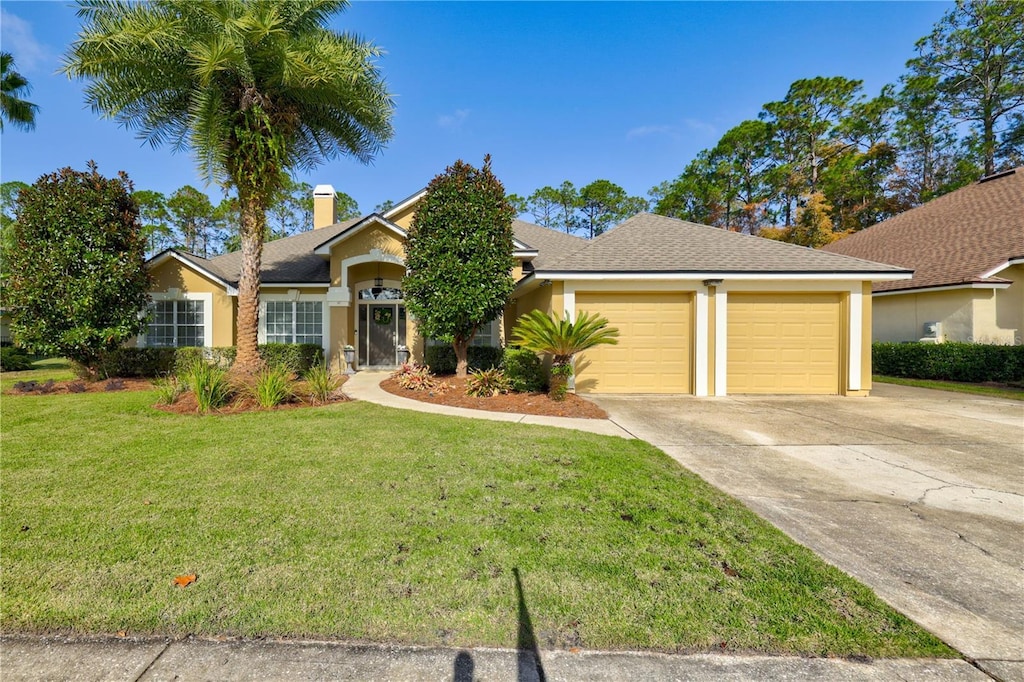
[117,631,127,638]
[173,574,197,588]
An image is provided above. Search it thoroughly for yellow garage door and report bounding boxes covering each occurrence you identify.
[574,292,691,394]
[727,293,841,394]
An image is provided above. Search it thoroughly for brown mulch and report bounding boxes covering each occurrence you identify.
[4,377,155,396]
[379,376,608,420]
[6,375,351,416]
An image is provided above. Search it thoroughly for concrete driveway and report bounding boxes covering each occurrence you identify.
[592,384,1024,681]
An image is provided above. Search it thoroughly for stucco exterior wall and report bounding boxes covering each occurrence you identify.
[991,265,1023,345]
[329,226,406,287]
[149,260,235,347]
[873,288,978,343]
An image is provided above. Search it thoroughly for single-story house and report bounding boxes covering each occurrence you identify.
[822,167,1023,345]
[145,185,912,396]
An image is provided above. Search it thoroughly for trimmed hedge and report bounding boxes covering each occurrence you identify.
[92,344,323,378]
[873,342,1024,384]
[501,347,546,393]
[424,344,504,375]
[0,347,34,372]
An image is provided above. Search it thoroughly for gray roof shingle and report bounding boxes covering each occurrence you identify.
[536,213,910,275]
[821,168,1024,292]
[511,220,588,269]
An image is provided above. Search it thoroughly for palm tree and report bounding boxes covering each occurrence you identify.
[511,310,619,400]
[63,0,394,372]
[1,52,39,132]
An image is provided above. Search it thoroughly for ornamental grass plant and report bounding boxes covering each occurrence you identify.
[182,358,233,413]
[251,364,294,408]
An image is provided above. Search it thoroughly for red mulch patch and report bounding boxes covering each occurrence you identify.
[379,376,608,419]
[5,377,155,396]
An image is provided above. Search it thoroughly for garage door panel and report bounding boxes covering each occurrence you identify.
[728,293,841,395]
[576,292,691,394]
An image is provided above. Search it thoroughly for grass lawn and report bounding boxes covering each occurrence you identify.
[0,385,954,657]
[874,375,1024,401]
[1,358,76,389]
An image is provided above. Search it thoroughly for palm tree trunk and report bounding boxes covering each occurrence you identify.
[234,193,266,375]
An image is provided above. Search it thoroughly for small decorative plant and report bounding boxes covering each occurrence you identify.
[466,368,511,397]
[251,364,294,408]
[305,363,342,404]
[183,358,232,413]
[153,376,184,405]
[392,363,448,393]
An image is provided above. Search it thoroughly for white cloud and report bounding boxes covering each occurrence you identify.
[0,9,53,72]
[437,109,470,130]
[626,124,678,140]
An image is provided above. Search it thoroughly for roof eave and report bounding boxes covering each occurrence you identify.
[146,249,238,294]
[532,269,914,281]
[313,215,407,256]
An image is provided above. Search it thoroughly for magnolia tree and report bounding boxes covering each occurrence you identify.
[5,163,151,375]
[403,156,515,377]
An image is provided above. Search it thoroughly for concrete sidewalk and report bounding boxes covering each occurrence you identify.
[0,636,987,681]
[342,371,633,439]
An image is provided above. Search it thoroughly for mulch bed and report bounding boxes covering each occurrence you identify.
[379,376,608,420]
[5,378,155,396]
[6,376,350,416]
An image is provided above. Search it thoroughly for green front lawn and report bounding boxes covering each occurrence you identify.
[0,388,953,657]
[874,375,1024,401]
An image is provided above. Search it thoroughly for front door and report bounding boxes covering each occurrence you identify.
[358,303,406,368]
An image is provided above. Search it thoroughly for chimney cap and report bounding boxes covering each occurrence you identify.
[313,184,336,197]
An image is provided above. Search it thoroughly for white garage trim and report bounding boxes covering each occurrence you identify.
[848,288,862,391]
[563,283,576,323]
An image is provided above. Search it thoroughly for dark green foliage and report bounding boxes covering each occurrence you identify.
[90,348,177,378]
[873,342,1024,383]
[424,345,504,375]
[173,347,237,374]
[258,343,324,375]
[0,346,32,371]
[501,347,546,393]
[5,164,151,374]
[403,156,515,376]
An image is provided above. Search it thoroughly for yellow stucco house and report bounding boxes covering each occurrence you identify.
[145,185,912,396]
[823,167,1023,346]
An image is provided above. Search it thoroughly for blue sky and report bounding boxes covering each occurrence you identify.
[1,1,949,213]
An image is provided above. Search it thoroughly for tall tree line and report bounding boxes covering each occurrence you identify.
[652,0,1023,245]
[509,179,648,239]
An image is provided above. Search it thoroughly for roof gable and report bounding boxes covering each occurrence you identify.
[313,215,407,256]
[822,168,1024,292]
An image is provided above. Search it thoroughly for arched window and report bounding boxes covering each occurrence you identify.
[358,286,403,301]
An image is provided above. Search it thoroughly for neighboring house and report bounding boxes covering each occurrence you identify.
[146,185,910,396]
[822,168,1024,345]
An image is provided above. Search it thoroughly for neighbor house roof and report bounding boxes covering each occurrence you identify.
[821,168,1024,293]
[534,213,911,277]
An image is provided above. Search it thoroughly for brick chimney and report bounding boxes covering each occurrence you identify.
[313,184,337,229]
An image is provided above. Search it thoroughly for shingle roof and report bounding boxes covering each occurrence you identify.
[203,218,360,284]
[821,168,1024,292]
[535,212,910,275]
[511,220,588,269]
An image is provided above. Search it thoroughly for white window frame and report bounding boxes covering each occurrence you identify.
[258,291,329,353]
[142,291,212,348]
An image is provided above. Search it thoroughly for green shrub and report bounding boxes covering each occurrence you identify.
[259,343,323,375]
[182,359,233,413]
[305,363,342,404]
[466,367,511,397]
[873,342,1024,383]
[93,347,177,378]
[174,346,237,374]
[548,363,574,402]
[501,347,546,393]
[251,364,294,408]
[0,347,33,372]
[424,345,504,375]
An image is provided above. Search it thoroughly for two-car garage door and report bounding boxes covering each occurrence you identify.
[574,290,843,395]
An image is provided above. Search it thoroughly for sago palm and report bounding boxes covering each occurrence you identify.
[511,309,618,399]
[1,52,39,132]
[63,0,394,372]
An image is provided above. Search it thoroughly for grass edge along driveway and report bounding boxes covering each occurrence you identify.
[1,387,955,658]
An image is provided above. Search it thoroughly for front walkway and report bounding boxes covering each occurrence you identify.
[343,370,633,439]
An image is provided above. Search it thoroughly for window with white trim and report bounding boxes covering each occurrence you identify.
[147,300,204,347]
[426,318,501,348]
[265,301,323,345]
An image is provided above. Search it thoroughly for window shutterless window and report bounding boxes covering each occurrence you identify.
[147,300,204,348]
[264,301,323,346]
